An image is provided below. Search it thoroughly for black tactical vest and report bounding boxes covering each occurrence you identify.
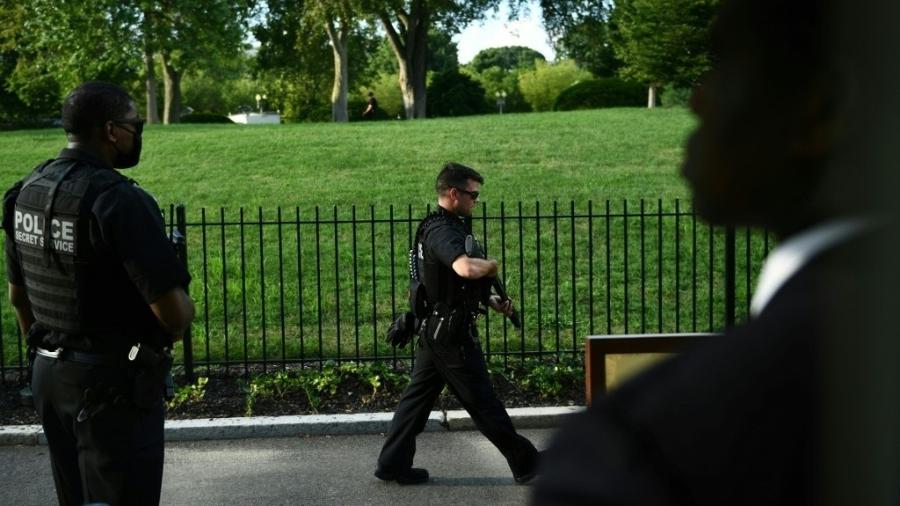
[413,208,480,310]
[8,159,130,334]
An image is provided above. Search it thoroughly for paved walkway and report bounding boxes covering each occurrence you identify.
[1,429,555,505]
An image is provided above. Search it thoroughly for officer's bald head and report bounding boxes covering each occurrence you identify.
[61,82,134,140]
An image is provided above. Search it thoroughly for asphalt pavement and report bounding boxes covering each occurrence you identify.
[1,428,556,505]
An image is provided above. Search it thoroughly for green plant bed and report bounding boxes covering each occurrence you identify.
[156,355,586,422]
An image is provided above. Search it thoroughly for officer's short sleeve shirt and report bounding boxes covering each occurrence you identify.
[426,216,467,268]
[91,182,190,303]
[2,183,24,285]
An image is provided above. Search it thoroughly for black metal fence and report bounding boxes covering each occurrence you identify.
[1,200,771,381]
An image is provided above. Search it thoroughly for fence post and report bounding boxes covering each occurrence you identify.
[725,226,736,328]
[175,204,195,382]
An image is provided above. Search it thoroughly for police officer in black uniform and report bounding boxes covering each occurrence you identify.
[2,82,194,505]
[375,162,540,485]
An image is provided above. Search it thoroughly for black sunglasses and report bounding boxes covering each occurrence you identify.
[453,187,480,200]
[112,117,145,136]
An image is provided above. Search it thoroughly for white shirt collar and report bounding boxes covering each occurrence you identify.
[750,218,869,317]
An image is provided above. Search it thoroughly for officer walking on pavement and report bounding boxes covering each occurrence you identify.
[375,162,540,485]
[2,82,194,505]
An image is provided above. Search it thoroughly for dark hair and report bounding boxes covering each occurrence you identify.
[368,91,375,97]
[435,162,484,195]
[61,82,134,136]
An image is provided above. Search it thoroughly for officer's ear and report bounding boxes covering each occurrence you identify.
[102,121,119,145]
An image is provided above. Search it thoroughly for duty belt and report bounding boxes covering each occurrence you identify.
[36,347,124,367]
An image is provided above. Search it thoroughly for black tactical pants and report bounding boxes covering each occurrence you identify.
[32,354,165,506]
[377,329,538,477]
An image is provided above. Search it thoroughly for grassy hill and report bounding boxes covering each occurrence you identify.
[0,108,695,210]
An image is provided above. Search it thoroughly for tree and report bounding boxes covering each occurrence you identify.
[557,18,621,78]
[0,1,60,123]
[611,0,719,108]
[426,69,488,117]
[538,1,619,78]
[468,46,545,73]
[254,0,332,121]
[463,65,530,113]
[462,46,541,114]
[7,0,141,114]
[255,0,380,122]
[144,0,251,123]
[303,0,358,122]
[5,0,250,124]
[518,59,592,112]
[358,0,504,119]
[360,28,459,87]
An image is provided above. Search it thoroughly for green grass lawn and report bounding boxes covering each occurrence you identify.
[0,108,767,372]
[0,108,695,208]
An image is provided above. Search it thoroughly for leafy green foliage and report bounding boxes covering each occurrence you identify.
[254,0,381,122]
[516,357,582,399]
[557,18,621,78]
[6,0,141,105]
[224,357,583,418]
[468,46,546,73]
[462,66,530,113]
[660,86,692,108]
[611,0,719,87]
[518,60,593,112]
[167,376,209,410]
[181,54,260,115]
[554,78,645,111]
[538,1,620,77]
[426,70,489,117]
[244,361,411,415]
[0,3,59,123]
[357,73,405,119]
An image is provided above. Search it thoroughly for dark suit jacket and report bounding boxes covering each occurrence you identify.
[532,227,895,505]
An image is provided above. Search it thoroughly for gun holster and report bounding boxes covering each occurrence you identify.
[127,344,174,410]
[408,280,428,319]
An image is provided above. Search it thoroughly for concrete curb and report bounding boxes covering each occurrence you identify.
[0,406,584,446]
[445,406,584,431]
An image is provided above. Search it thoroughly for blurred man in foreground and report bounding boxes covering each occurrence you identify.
[533,0,900,504]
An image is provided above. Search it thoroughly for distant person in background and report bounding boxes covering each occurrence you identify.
[362,91,378,120]
[532,0,899,504]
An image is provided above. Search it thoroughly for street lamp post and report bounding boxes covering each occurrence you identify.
[255,93,267,114]
[495,90,507,114]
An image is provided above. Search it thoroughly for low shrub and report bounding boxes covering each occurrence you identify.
[660,86,692,108]
[554,78,645,111]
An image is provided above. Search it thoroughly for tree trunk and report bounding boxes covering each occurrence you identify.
[647,85,657,109]
[409,8,428,119]
[325,21,349,123]
[397,60,415,119]
[380,0,429,119]
[141,11,160,125]
[161,52,181,124]
[143,47,160,124]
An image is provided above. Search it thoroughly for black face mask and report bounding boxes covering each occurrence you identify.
[113,134,142,169]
